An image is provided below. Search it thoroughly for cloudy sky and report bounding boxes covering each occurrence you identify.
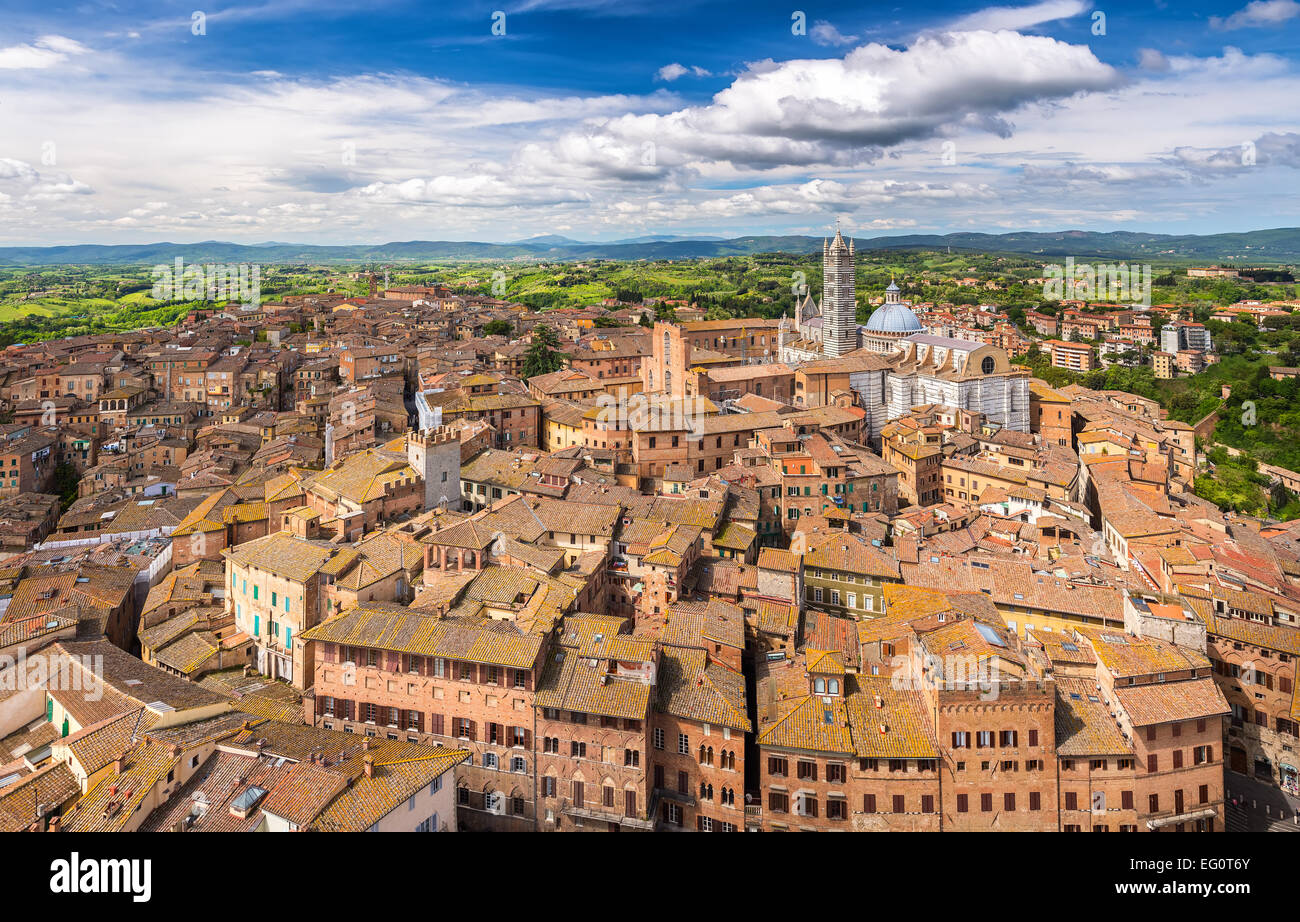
[1,0,1298,244]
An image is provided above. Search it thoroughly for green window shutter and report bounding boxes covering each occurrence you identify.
[46,699,53,722]
[285,597,290,613]
[254,614,260,636]
[285,628,292,651]
[61,718,69,738]
[253,585,259,600]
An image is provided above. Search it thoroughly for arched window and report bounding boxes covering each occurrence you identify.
[829,678,840,695]
[981,355,995,375]
[707,746,714,766]
[814,677,826,694]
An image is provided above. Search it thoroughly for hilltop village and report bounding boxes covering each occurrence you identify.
[0,239,1296,834]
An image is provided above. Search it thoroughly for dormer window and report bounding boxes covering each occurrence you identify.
[812,677,840,697]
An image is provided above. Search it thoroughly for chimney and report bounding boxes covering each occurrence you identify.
[48,815,61,832]
[113,757,125,776]
[363,755,375,779]
[361,738,370,752]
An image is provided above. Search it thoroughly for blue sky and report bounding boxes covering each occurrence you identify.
[1,0,1298,243]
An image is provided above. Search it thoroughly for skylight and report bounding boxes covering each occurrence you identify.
[974,623,1007,648]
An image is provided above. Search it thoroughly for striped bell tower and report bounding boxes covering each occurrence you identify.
[822,223,857,357]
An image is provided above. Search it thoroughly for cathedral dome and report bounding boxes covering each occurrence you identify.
[864,302,922,334]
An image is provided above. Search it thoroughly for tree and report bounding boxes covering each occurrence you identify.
[483,318,513,337]
[522,326,567,378]
[53,463,80,512]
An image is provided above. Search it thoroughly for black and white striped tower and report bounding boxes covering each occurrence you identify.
[822,223,857,357]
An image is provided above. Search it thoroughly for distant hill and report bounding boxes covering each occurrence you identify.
[2,228,1299,265]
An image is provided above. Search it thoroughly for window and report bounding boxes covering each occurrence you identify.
[1065,792,1078,810]
[922,794,935,814]
[956,794,969,813]
[677,733,689,755]
[770,791,789,813]
[653,728,665,750]
[1029,791,1041,811]
[827,798,848,821]
[892,795,905,814]
[863,793,876,814]
[768,756,788,777]
[827,762,846,784]
[1003,792,1015,811]
[980,793,993,813]
[796,760,818,781]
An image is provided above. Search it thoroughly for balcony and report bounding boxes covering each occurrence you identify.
[560,799,654,831]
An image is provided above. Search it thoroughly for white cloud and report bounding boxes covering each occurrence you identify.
[1211,0,1300,30]
[0,34,90,70]
[536,30,1120,178]
[810,22,859,47]
[1137,48,1169,71]
[655,63,710,81]
[948,0,1091,32]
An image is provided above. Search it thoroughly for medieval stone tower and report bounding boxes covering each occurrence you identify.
[407,426,461,511]
[821,225,857,358]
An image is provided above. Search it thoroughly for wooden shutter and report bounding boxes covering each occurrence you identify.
[624,790,636,817]
[573,781,584,807]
